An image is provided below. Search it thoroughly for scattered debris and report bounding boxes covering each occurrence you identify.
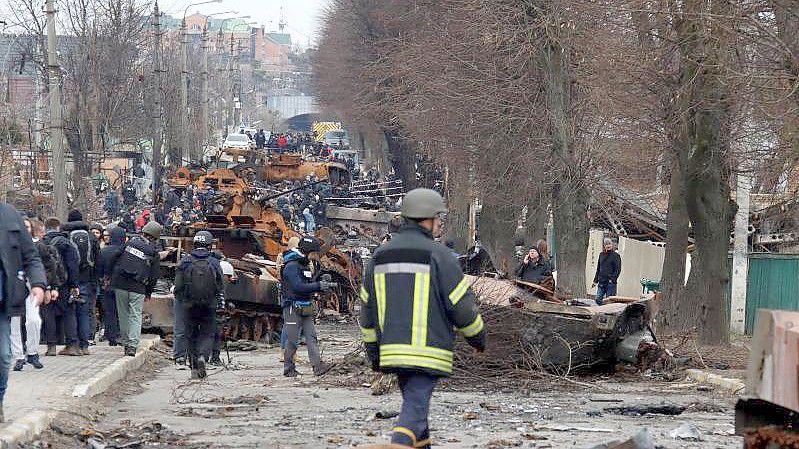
[669,422,702,441]
[586,429,655,449]
[605,404,685,416]
[463,411,479,420]
[487,439,522,448]
[534,424,614,433]
[375,410,399,419]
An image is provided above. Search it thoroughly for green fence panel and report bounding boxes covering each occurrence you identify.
[745,253,799,333]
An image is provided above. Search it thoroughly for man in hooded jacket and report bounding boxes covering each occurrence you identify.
[61,209,101,355]
[97,227,126,346]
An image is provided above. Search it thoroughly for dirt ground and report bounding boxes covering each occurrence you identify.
[23,324,743,449]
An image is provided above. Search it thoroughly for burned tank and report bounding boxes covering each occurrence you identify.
[152,168,362,341]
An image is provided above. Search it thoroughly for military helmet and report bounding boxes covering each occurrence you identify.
[193,230,214,247]
[141,221,162,240]
[401,188,448,219]
[298,236,322,254]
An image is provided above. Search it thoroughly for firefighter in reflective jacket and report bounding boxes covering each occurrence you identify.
[360,188,486,448]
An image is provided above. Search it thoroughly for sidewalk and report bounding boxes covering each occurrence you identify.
[0,335,159,447]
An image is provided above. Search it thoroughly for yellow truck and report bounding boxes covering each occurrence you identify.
[312,121,342,142]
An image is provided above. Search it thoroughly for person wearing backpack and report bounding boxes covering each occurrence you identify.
[62,209,101,355]
[42,217,81,356]
[173,231,224,379]
[110,221,161,356]
[97,226,126,347]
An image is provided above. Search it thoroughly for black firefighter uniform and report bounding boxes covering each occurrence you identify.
[360,222,486,447]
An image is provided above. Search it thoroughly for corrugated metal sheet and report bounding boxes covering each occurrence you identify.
[745,253,799,333]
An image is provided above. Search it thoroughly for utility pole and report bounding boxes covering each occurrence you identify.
[151,2,164,201]
[232,38,242,128]
[200,22,209,161]
[180,17,189,164]
[46,0,67,218]
[228,33,235,132]
[730,170,752,334]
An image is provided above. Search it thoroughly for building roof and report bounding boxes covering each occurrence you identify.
[265,33,291,46]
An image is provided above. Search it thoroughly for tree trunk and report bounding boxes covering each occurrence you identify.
[659,154,689,330]
[444,164,471,253]
[663,0,736,344]
[383,129,416,190]
[552,181,589,297]
[540,30,589,297]
[479,194,518,276]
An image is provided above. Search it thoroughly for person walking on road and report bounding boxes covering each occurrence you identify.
[110,221,161,356]
[360,188,487,448]
[281,236,337,377]
[173,231,224,379]
[10,219,54,371]
[0,203,46,422]
[41,217,80,356]
[98,226,126,346]
[592,238,621,305]
[62,209,101,355]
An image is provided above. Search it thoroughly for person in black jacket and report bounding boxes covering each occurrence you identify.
[0,202,46,422]
[97,227,126,346]
[61,209,101,355]
[514,247,552,284]
[281,236,336,378]
[592,238,622,305]
[42,217,81,356]
[110,221,161,356]
[173,231,224,379]
[360,189,486,448]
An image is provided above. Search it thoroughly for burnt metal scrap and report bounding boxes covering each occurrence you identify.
[143,165,362,342]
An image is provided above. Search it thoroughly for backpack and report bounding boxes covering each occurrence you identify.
[37,240,68,287]
[184,256,217,307]
[69,229,95,270]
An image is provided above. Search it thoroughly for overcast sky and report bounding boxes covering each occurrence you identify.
[160,0,331,48]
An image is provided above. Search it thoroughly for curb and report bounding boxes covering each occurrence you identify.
[0,336,160,449]
[72,336,160,398]
[686,368,746,394]
[0,411,54,449]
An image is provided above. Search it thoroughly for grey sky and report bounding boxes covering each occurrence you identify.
[161,0,331,48]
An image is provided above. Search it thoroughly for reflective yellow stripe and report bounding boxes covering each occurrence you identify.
[393,427,417,445]
[448,276,470,305]
[361,327,377,343]
[359,286,369,304]
[375,273,387,331]
[380,355,453,374]
[459,315,484,337]
[380,344,453,362]
[415,438,431,448]
[411,273,430,347]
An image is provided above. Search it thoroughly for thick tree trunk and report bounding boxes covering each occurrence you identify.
[383,129,416,190]
[444,164,471,253]
[659,155,689,330]
[540,32,590,297]
[479,194,518,276]
[552,181,590,297]
[663,0,736,344]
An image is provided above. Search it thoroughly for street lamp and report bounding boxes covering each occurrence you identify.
[180,0,222,163]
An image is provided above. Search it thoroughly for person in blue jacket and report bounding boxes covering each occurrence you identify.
[281,236,337,377]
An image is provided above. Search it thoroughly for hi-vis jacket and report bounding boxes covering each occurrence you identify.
[360,222,486,377]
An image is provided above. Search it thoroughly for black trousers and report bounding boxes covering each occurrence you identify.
[184,304,215,367]
[42,301,64,345]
